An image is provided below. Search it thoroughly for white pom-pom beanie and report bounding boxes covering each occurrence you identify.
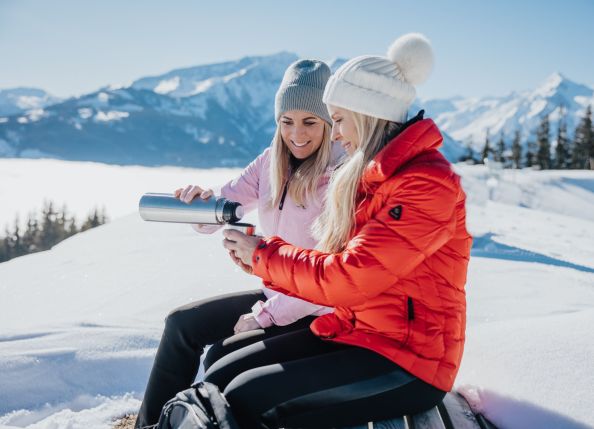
[323,33,434,123]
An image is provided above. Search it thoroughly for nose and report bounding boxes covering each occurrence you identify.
[291,125,308,140]
[331,124,341,142]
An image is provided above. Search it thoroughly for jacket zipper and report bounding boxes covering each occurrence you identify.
[272,180,289,235]
[279,181,289,210]
[402,297,414,346]
[407,297,415,321]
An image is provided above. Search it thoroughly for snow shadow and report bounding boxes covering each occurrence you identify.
[471,233,594,273]
[459,386,592,429]
[0,352,154,415]
[562,177,594,194]
[0,332,53,343]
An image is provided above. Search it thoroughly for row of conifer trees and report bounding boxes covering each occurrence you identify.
[0,201,107,263]
[461,105,593,170]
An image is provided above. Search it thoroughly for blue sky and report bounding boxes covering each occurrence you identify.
[1,0,592,100]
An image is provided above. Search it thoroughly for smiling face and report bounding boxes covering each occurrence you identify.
[279,110,326,159]
[328,105,360,156]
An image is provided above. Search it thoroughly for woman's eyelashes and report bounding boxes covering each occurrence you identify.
[282,121,318,127]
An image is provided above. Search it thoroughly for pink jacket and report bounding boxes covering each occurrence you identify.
[194,145,340,327]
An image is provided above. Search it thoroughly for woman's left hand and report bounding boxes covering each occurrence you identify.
[222,229,263,269]
[233,313,261,334]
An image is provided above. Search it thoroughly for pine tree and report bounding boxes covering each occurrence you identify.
[56,204,69,242]
[460,139,476,163]
[10,216,26,258]
[81,207,105,231]
[554,106,569,169]
[21,213,40,254]
[2,225,13,261]
[511,129,522,169]
[494,132,505,164]
[525,140,536,168]
[585,105,594,169]
[536,114,551,170]
[0,236,5,262]
[40,201,59,251]
[100,206,108,225]
[481,130,491,164]
[571,105,593,169]
[66,215,78,238]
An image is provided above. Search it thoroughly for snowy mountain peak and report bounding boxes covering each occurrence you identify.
[427,72,594,148]
[0,87,62,116]
[131,52,299,98]
[543,71,565,87]
[533,72,592,99]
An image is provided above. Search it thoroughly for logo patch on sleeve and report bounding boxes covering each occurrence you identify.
[389,205,403,220]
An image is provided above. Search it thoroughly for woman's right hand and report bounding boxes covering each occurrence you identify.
[175,185,216,232]
[174,185,214,204]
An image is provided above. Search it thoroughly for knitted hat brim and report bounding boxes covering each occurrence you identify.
[275,84,332,125]
[323,76,410,123]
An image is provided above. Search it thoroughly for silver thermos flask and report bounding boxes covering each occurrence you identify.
[138,193,255,235]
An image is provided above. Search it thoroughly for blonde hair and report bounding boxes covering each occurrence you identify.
[313,111,401,252]
[269,121,332,208]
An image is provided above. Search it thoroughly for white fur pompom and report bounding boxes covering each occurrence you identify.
[387,33,434,85]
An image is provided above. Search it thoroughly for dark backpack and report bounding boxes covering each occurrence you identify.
[155,381,240,429]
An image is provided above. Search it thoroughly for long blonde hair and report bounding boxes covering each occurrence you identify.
[313,111,401,252]
[269,121,332,208]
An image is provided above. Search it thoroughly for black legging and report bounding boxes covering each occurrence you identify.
[204,328,446,429]
[135,290,316,428]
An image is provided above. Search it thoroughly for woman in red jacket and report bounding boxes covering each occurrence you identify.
[209,33,472,429]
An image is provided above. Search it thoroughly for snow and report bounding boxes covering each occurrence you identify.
[0,159,242,230]
[154,77,180,95]
[0,394,140,429]
[0,88,62,116]
[93,111,129,122]
[0,159,593,428]
[78,108,93,119]
[25,109,48,122]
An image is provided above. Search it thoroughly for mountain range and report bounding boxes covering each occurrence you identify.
[423,72,594,151]
[1,53,592,166]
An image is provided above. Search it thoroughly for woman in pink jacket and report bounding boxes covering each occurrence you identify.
[135,59,339,429]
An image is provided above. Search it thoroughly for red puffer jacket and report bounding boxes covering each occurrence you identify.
[252,118,472,392]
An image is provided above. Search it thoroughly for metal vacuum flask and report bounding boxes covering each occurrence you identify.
[139,193,245,225]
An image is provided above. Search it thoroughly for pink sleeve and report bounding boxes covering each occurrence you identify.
[190,148,269,235]
[219,148,270,212]
[251,291,331,328]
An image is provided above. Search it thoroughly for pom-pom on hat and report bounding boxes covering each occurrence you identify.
[323,33,434,123]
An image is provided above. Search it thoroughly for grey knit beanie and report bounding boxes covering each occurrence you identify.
[275,59,332,124]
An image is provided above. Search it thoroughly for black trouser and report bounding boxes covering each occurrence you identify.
[134,289,316,429]
[204,328,446,429]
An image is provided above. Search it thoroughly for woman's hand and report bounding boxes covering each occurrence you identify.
[175,185,215,230]
[222,229,262,269]
[228,250,253,274]
[174,185,214,204]
[233,313,261,334]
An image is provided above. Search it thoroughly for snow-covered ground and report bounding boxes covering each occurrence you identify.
[0,159,593,429]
